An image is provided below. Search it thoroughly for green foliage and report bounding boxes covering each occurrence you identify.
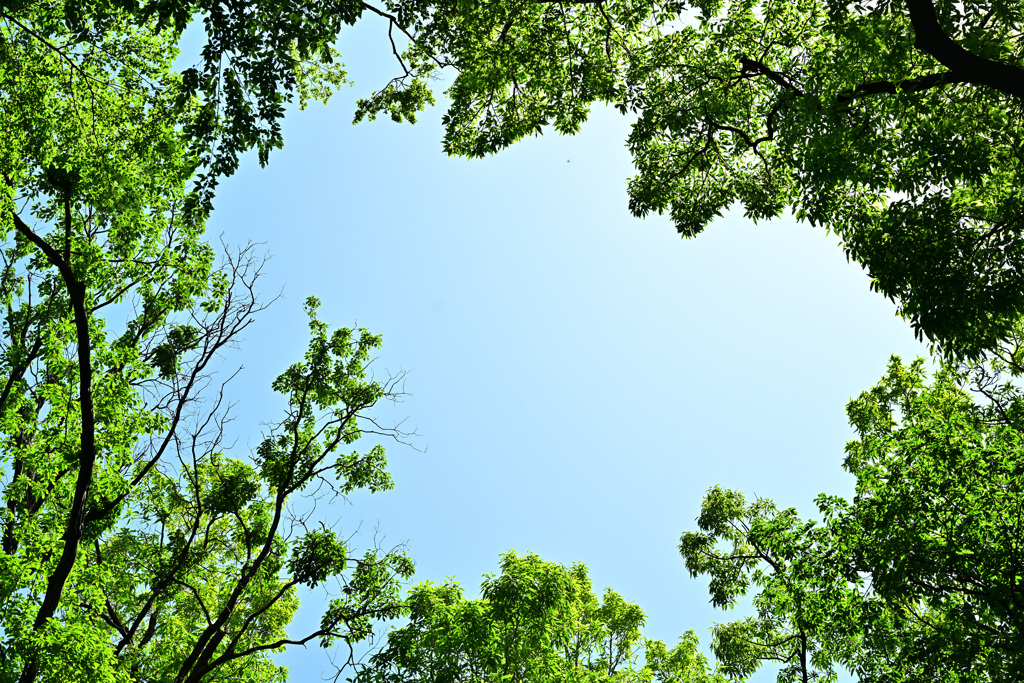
[365,0,1024,356]
[0,3,414,682]
[10,0,1024,681]
[385,0,651,157]
[153,324,200,379]
[679,488,862,683]
[355,550,728,683]
[680,357,1024,682]
[354,77,437,125]
[289,529,350,587]
[292,42,350,111]
[841,357,1024,681]
[4,0,366,215]
[14,0,1024,357]
[645,633,729,683]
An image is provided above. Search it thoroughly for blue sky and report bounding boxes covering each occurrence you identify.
[196,18,929,681]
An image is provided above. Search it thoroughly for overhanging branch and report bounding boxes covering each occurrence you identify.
[904,0,1024,102]
[837,70,972,103]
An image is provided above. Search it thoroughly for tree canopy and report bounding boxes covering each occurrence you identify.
[0,4,412,680]
[388,0,1024,357]
[8,0,1022,353]
[4,0,1024,680]
[680,357,1024,682]
[354,550,728,683]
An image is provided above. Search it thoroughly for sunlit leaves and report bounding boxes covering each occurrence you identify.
[356,550,723,683]
[361,0,1024,357]
[0,5,413,679]
[682,357,1024,682]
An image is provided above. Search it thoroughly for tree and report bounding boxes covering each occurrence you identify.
[13,0,1023,355]
[382,0,1024,357]
[679,487,888,683]
[353,550,730,683]
[1,5,412,681]
[679,357,1024,682]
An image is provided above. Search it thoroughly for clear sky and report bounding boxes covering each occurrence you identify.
[195,18,930,682]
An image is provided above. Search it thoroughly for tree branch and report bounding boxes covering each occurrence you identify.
[359,2,449,70]
[739,57,803,95]
[837,70,972,103]
[904,0,1024,101]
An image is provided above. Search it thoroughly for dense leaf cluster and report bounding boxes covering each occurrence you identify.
[356,550,728,683]
[681,358,1024,682]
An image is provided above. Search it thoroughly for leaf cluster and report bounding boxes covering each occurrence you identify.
[355,550,729,683]
[680,357,1024,682]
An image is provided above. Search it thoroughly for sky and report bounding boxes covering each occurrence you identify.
[194,18,930,682]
